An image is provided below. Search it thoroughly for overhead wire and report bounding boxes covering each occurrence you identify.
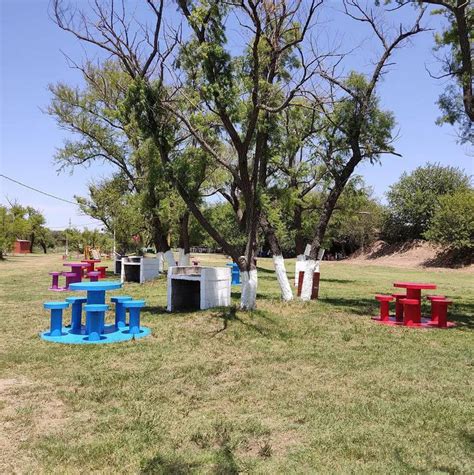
[0,173,78,205]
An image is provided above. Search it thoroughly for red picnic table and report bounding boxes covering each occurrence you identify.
[393,281,437,325]
[63,262,89,284]
[81,259,101,275]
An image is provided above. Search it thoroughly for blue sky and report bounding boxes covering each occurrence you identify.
[1,0,472,230]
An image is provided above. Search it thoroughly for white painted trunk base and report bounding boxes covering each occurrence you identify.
[300,260,317,301]
[273,255,293,301]
[178,248,190,266]
[294,257,306,286]
[157,252,164,272]
[164,249,176,268]
[240,269,258,310]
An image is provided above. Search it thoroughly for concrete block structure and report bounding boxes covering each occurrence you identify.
[120,256,160,284]
[167,266,231,312]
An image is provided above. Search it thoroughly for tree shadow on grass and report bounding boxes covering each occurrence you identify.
[209,305,288,338]
[393,447,462,474]
[230,291,277,301]
[140,452,198,474]
[322,296,376,316]
[322,296,474,329]
[321,277,356,284]
[256,266,274,274]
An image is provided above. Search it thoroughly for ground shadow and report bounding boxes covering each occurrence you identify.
[230,291,277,301]
[322,296,474,329]
[321,277,356,284]
[140,452,198,474]
[364,240,425,260]
[322,296,376,316]
[422,248,473,268]
[209,306,285,338]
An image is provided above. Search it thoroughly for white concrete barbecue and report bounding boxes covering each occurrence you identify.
[167,266,231,312]
[120,256,161,284]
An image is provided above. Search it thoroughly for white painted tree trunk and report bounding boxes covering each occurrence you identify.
[177,248,190,266]
[164,249,176,268]
[157,252,164,272]
[240,269,258,310]
[294,254,306,286]
[273,255,293,301]
[300,260,317,301]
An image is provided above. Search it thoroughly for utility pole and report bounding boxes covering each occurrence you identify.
[65,218,71,258]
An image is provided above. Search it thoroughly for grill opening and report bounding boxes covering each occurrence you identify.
[171,279,201,311]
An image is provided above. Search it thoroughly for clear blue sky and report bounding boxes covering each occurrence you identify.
[1,0,472,230]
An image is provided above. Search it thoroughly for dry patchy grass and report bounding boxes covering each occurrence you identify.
[0,253,473,473]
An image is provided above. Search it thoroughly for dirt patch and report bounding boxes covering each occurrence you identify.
[348,240,473,271]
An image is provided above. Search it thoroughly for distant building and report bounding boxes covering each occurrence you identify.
[14,240,31,254]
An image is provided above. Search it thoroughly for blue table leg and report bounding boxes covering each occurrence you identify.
[87,290,106,333]
[115,302,127,329]
[87,310,104,341]
[128,307,140,334]
[70,301,83,334]
[50,308,63,337]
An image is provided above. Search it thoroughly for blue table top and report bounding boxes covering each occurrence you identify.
[69,281,122,292]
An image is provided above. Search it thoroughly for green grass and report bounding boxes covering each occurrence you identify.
[0,253,473,473]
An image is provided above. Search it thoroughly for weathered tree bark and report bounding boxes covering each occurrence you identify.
[260,214,293,301]
[293,204,305,257]
[150,212,175,268]
[178,211,190,265]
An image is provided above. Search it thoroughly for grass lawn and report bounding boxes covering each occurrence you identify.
[1,253,473,473]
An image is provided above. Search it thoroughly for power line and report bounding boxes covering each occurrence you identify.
[49,221,103,229]
[0,173,78,205]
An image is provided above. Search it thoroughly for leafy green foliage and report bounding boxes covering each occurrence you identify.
[76,174,146,254]
[0,204,53,257]
[425,189,474,250]
[383,163,471,242]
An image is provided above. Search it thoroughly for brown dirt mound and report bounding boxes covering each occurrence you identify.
[348,240,473,270]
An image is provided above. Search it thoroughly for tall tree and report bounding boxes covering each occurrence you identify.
[300,1,428,299]
[169,0,321,307]
[380,0,473,143]
[47,60,178,266]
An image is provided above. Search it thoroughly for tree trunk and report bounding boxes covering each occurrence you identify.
[150,213,175,269]
[157,252,164,272]
[178,211,190,265]
[293,204,305,257]
[40,241,47,254]
[260,214,293,301]
[29,234,35,253]
[301,185,344,301]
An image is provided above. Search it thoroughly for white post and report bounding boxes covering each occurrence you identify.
[273,255,293,301]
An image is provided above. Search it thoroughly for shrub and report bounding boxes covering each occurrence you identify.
[382,163,470,242]
[425,190,474,250]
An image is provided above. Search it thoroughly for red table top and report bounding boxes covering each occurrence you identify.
[63,262,89,267]
[393,282,437,290]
